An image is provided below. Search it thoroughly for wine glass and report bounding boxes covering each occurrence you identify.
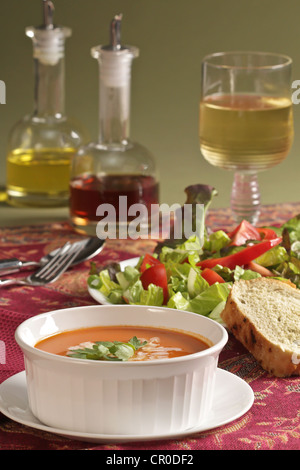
[199,51,293,225]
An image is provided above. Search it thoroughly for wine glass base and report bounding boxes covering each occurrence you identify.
[230,171,261,225]
[231,209,261,226]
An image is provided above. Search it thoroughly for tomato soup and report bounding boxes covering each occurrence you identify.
[35,325,212,361]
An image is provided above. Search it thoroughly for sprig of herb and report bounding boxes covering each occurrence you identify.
[67,336,147,361]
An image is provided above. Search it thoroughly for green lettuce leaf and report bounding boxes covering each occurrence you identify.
[167,291,191,311]
[204,230,231,253]
[139,283,164,306]
[208,300,227,323]
[123,281,164,306]
[188,266,209,297]
[233,265,261,281]
[88,269,120,297]
[281,214,300,243]
[189,283,231,316]
[255,246,288,267]
[123,280,144,303]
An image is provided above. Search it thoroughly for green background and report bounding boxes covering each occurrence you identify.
[0,0,299,225]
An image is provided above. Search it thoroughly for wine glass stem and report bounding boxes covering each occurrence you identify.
[230,171,261,225]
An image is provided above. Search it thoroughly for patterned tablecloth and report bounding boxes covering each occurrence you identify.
[0,203,300,451]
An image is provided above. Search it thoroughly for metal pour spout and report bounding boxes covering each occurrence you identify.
[42,0,55,29]
[109,13,123,50]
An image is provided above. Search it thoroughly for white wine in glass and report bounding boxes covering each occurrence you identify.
[199,52,294,224]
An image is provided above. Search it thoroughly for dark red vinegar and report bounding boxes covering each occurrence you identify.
[70,174,159,221]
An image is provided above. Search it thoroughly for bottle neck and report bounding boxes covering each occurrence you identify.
[98,75,131,147]
[33,56,65,118]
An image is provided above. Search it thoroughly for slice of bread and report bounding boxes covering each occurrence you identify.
[221,277,300,377]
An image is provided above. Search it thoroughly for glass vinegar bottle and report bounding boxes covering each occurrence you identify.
[6,0,88,207]
[70,14,159,237]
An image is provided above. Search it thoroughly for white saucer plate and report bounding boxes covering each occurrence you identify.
[0,368,254,444]
[88,257,139,305]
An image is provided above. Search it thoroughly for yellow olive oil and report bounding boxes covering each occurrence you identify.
[6,147,76,207]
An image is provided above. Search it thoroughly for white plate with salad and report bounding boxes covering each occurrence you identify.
[87,214,300,323]
[88,257,140,306]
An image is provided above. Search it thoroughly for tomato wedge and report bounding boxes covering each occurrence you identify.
[227,220,278,246]
[200,268,225,285]
[139,253,162,273]
[140,263,169,304]
[227,220,261,246]
[197,237,282,270]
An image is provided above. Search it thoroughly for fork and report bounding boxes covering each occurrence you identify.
[0,241,83,287]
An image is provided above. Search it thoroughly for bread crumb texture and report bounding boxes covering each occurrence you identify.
[221,278,300,377]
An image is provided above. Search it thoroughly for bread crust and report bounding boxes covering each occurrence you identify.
[221,279,300,377]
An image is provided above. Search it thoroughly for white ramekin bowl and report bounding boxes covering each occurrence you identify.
[15,305,228,435]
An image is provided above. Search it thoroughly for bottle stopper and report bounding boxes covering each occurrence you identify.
[91,14,139,87]
[26,0,71,66]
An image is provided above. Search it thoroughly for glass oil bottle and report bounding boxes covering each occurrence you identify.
[6,0,88,207]
[69,14,159,237]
